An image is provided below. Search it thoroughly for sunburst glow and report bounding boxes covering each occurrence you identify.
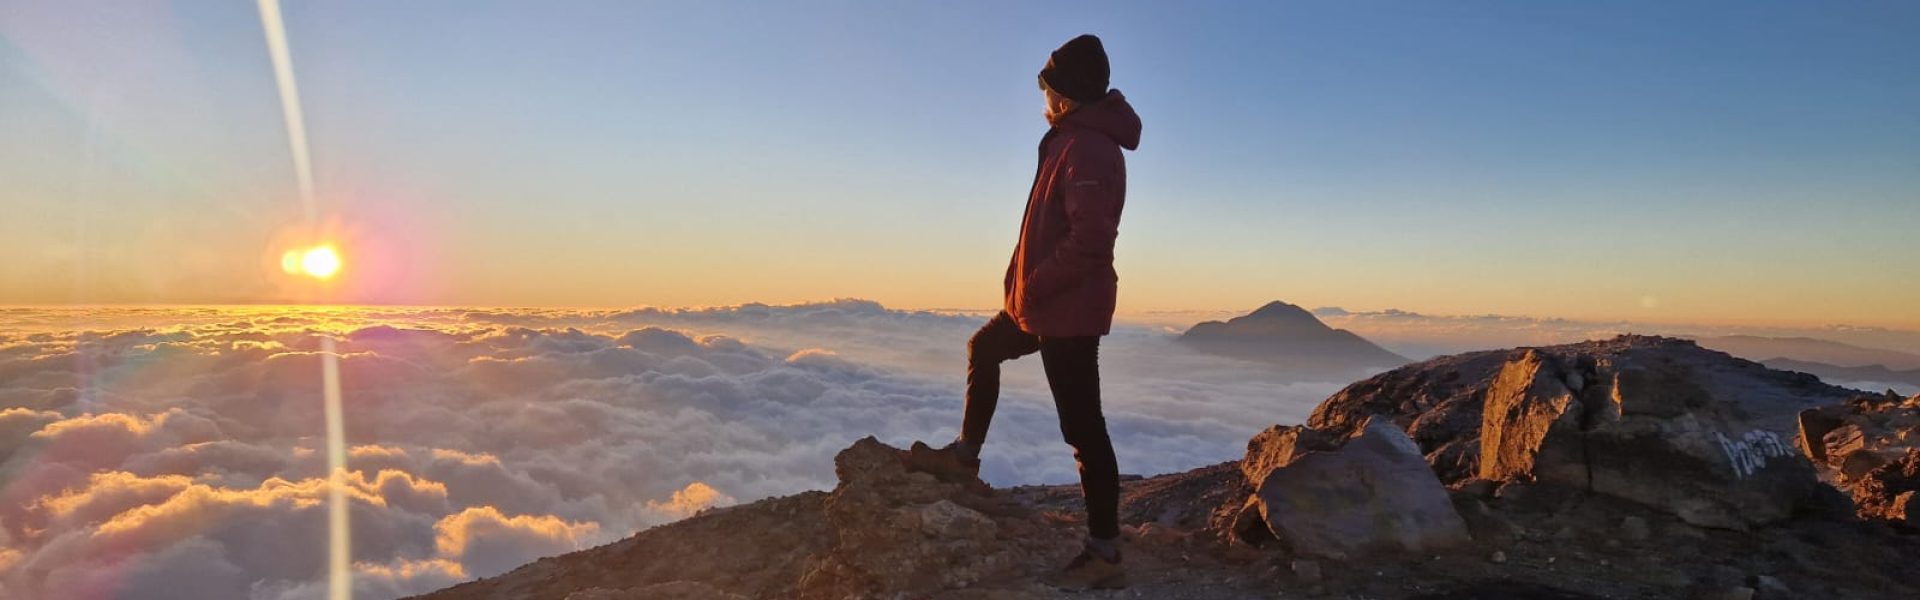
[302,246,342,279]
[281,245,343,279]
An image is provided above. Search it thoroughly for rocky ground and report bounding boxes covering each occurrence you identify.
[412,336,1920,600]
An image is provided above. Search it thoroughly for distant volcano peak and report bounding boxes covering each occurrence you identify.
[1247,300,1317,322]
[1179,300,1408,374]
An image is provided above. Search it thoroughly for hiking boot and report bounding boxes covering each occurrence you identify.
[1044,545,1127,591]
[904,440,981,483]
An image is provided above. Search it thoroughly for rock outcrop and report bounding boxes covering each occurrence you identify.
[1231,417,1470,558]
[406,436,1058,600]
[1310,335,1857,528]
[1179,301,1408,375]
[1853,449,1920,525]
[1796,391,1920,524]
[795,437,1059,599]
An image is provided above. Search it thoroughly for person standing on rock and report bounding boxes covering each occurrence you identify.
[906,33,1142,591]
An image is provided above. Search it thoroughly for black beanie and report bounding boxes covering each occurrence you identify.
[1039,34,1109,105]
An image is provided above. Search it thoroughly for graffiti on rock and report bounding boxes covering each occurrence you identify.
[1714,430,1794,478]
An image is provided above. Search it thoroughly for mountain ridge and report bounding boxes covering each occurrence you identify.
[1695,334,1920,371]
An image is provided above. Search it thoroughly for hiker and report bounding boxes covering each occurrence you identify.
[907,34,1142,590]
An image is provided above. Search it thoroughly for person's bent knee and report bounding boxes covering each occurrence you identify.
[968,333,1009,366]
[967,342,996,366]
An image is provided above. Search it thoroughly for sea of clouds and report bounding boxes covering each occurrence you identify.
[0,301,1346,600]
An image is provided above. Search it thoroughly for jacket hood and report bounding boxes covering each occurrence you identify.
[1059,90,1141,151]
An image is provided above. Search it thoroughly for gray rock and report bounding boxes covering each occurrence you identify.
[909,499,995,540]
[1701,587,1756,600]
[1751,575,1793,599]
[1701,565,1747,589]
[1311,337,1849,529]
[1476,343,1823,529]
[1290,559,1323,583]
[1620,516,1651,542]
[1249,417,1471,558]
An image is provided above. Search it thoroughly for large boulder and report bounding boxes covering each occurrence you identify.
[1235,417,1470,558]
[1491,349,1817,528]
[1312,336,1857,529]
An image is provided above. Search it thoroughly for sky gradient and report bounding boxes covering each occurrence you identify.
[3,1,1917,327]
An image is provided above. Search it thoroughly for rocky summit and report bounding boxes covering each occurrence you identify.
[415,335,1920,600]
[1310,335,1857,528]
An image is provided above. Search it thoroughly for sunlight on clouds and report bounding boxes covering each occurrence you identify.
[0,302,1340,599]
[428,448,500,467]
[644,481,737,520]
[31,411,169,440]
[432,506,600,556]
[86,471,420,537]
[349,444,408,460]
[433,507,600,578]
[37,472,194,521]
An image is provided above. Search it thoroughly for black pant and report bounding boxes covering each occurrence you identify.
[961,311,1120,540]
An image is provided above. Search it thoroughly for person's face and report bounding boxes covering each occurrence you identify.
[1042,86,1072,122]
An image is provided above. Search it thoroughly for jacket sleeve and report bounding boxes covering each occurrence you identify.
[1022,146,1122,304]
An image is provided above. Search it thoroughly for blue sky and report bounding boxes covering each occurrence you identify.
[2,1,1916,326]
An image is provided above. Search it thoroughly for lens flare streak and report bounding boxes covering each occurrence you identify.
[256,1,350,598]
[257,0,316,221]
[321,336,350,600]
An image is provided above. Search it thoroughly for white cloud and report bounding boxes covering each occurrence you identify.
[0,301,1338,599]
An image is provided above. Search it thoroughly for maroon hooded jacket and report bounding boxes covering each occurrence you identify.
[1003,90,1142,337]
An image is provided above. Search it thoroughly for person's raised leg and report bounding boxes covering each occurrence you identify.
[959,311,1041,448]
[908,311,1038,482]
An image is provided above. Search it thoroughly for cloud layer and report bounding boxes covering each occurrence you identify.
[0,301,1339,599]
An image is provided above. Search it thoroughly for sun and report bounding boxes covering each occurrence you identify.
[282,245,342,279]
